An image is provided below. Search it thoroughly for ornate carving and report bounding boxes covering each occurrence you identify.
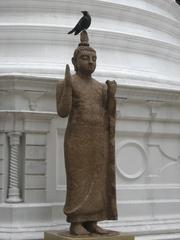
[23,90,47,111]
[148,143,179,162]
[116,141,147,180]
[6,132,23,203]
[9,144,19,188]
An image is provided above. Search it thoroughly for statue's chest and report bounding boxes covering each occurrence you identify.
[72,82,102,105]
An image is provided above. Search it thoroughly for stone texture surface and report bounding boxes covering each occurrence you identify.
[56,32,117,233]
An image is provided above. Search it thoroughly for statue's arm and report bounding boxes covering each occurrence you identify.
[56,65,72,118]
[105,80,117,116]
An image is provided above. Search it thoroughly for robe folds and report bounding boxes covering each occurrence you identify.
[57,76,117,223]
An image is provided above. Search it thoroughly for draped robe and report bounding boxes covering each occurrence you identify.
[56,75,117,223]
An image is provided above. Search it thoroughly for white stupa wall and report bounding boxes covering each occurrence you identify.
[0,0,180,239]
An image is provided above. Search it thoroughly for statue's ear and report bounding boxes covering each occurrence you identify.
[72,57,75,66]
[72,57,77,71]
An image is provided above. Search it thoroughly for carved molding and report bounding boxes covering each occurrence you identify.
[1,71,180,93]
[116,140,147,180]
[148,143,179,162]
[116,183,180,190]
[160,162,179,175]
[23,90,48,111]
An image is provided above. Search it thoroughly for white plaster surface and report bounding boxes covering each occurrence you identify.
[0,0,180,239]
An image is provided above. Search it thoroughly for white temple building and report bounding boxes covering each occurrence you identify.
[0,0,180,239]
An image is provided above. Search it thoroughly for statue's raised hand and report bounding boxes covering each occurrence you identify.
[64,64,72,88]
[57,64,72,117]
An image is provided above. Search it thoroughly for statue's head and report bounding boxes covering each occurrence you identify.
[72,31,97,74]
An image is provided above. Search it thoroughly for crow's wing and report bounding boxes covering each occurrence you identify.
[74,16,91,35]
[68,16,84,34]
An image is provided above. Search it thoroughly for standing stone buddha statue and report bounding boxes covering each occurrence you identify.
[56,31,117,235]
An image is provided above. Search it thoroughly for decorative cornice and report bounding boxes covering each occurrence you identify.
[0,73,180,104]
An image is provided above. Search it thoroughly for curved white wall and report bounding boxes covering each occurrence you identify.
[0,0,179,86]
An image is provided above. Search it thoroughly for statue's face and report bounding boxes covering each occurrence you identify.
[76,50,97,74]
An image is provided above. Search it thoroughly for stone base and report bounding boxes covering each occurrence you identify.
[44,231,134,240]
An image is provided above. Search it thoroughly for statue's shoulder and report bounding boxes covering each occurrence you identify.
[93,78,107,92]
[93,78,104,88]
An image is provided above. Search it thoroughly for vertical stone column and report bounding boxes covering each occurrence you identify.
[6,132,23,203]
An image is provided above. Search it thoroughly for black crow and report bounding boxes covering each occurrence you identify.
[68,11,91,35]
[175,0,180,5]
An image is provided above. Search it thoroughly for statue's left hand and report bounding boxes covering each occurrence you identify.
[106,80,117,96]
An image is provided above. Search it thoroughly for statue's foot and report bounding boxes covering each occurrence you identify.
[83,221,109,234]
[70,222,89,235]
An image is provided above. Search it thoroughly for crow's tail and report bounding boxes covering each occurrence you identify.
[68,28,75,34]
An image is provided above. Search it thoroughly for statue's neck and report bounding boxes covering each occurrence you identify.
[76,71,92,81]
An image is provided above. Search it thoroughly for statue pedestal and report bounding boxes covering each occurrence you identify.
[44,231,134,240]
